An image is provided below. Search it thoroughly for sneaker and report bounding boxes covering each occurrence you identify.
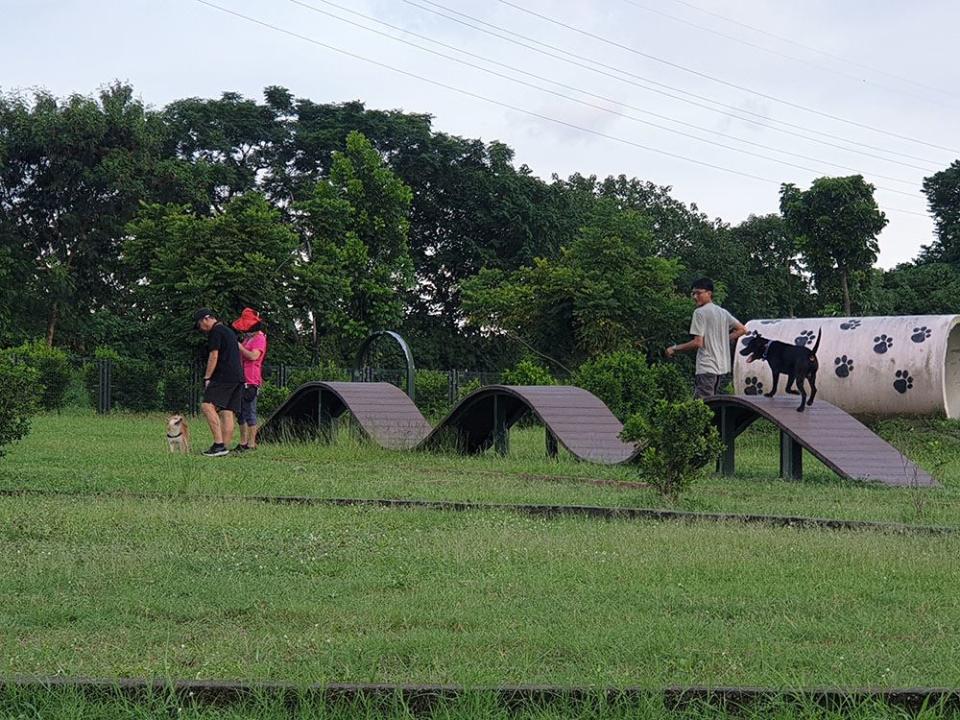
[232,444,249,453]
[202,444,229,457]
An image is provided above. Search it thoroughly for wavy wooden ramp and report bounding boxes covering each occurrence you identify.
[259,382,637,464]
[707,395,937,487]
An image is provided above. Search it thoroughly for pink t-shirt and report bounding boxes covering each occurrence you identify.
[241,332,267,386]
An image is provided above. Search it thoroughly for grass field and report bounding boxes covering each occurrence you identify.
[2,410,960,717]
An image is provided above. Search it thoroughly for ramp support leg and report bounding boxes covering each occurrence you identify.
[317,392,334,441]
[718,405,736,476]
[779,431,803,480]
[493,395,509,456]
[546,429,558,459]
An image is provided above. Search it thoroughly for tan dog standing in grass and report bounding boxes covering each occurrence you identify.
[166,415,190,454]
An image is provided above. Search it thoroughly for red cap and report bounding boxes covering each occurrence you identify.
[232,307,262,332]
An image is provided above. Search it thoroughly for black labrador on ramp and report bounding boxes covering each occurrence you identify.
[739,329,821,412]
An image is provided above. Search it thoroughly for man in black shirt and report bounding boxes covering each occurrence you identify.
[194,308,244,456]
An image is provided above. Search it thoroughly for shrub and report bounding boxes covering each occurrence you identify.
[415,369,450,419]
[0,360,40,457]
[501,359,556,386]
[286,360,349,389]
[161,364,195,413]
[257,381,290,418]
[573,350,657,422]
[621,399,723,500]
[456,377,482,401]
[83,347,161,412]
[1,340,72,411]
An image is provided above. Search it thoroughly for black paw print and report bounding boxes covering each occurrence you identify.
[744,377,764,395]
[834,355,854,378]
[873,334,894,354]
[894,370,914,394]
[839,319,862,331]
[911,326,932,343]
[795,330,815,347]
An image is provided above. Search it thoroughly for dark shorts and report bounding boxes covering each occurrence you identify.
[203,381,243,415]
[694,373,731,399]
[239,385,259,426]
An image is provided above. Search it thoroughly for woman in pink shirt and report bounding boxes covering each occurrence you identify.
[232,307,268,451]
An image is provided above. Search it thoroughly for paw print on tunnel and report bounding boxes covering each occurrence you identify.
[911,326,932,343]
[873,334,894,354]
[794,330,815,347]
[894,370,914,394]
[744,377,763,396]
[834,355,854,378]
[839,319,862,331]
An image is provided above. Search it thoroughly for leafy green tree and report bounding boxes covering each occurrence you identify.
[876,262,960,315]
[462,203,687,369]
[920,160,960,263]
[123,192,300,358]
[780,176,887,315]
[728,214,807,318]
[0,360,40,458]
[295,131,414,358]
[0,83,197,347]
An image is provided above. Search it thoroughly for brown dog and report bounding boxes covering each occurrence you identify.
[166,415,191,454]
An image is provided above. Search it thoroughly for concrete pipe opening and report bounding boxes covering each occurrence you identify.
[733,315,960,419]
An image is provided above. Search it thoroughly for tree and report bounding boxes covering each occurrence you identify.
[123,192,301,359]
[920,160,960,264]
[728,214,807,319]
[294,131,414,358]
[0,83,197,347]
[780,176,887,315]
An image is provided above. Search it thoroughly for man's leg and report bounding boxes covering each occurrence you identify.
[694,373,719,400]
[220,409,235,448]
[201,402,223,444]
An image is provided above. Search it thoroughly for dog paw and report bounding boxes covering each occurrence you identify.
[839,319,862,331]
[763,391,775,398]
[744,377,763,396]
[894,369,914,394]
[796,405,805,412]
[834,355,854,378]
[873,334,893,354]
[794,330,816,347]
[911,326,932,344]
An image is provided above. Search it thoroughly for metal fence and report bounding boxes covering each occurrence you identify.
[82,358,501,415]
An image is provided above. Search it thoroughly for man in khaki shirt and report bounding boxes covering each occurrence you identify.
[666,277,747,398]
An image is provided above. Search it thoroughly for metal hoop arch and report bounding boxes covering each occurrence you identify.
[354,330,416,401]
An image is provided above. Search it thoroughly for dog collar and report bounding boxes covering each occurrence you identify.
[166,432,183,439]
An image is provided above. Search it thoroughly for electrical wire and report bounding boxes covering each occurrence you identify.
[497,0,959,154]
[402,0,942,171]
[190,0,930,218]
[294,0,919,189]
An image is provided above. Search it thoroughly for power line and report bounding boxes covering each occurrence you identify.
[663,0,960,103]
[402,0,942,172]
[497,0,960,154]
[291,0,920,195]
[618,0,958,110]
[190,0,929,220]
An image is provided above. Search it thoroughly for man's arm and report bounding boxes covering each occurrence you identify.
[729,320,747,342]
[666,336,703,358]
[204,350,219,383]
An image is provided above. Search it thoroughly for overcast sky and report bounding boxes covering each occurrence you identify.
[4,0,958,267]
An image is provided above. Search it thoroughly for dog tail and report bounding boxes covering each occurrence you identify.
[811,328,822,355]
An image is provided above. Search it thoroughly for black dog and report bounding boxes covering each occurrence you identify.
[739,330,821,412]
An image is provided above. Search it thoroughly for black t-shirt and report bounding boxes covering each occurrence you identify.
[207,322,244,384]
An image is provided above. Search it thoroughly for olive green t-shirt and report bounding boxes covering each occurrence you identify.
[690,302,739,375]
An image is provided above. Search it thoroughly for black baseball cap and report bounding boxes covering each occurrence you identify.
[193,308,214,328]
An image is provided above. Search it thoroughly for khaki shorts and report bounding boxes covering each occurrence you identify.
[694,373,731,399]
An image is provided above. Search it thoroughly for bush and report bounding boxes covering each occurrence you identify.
[621,399,723,500]
[573,350,657,422]
[83,347,161,412]
[0,360,40,457]
[501,359,556,386]
[1,340,71,411]
[415,369,450,419]
[286,360,349,390]
[257,381,290,418]
[161,364,194,413]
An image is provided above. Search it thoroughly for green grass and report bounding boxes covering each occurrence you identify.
[2,411,959,526]
[3,410,960,717]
